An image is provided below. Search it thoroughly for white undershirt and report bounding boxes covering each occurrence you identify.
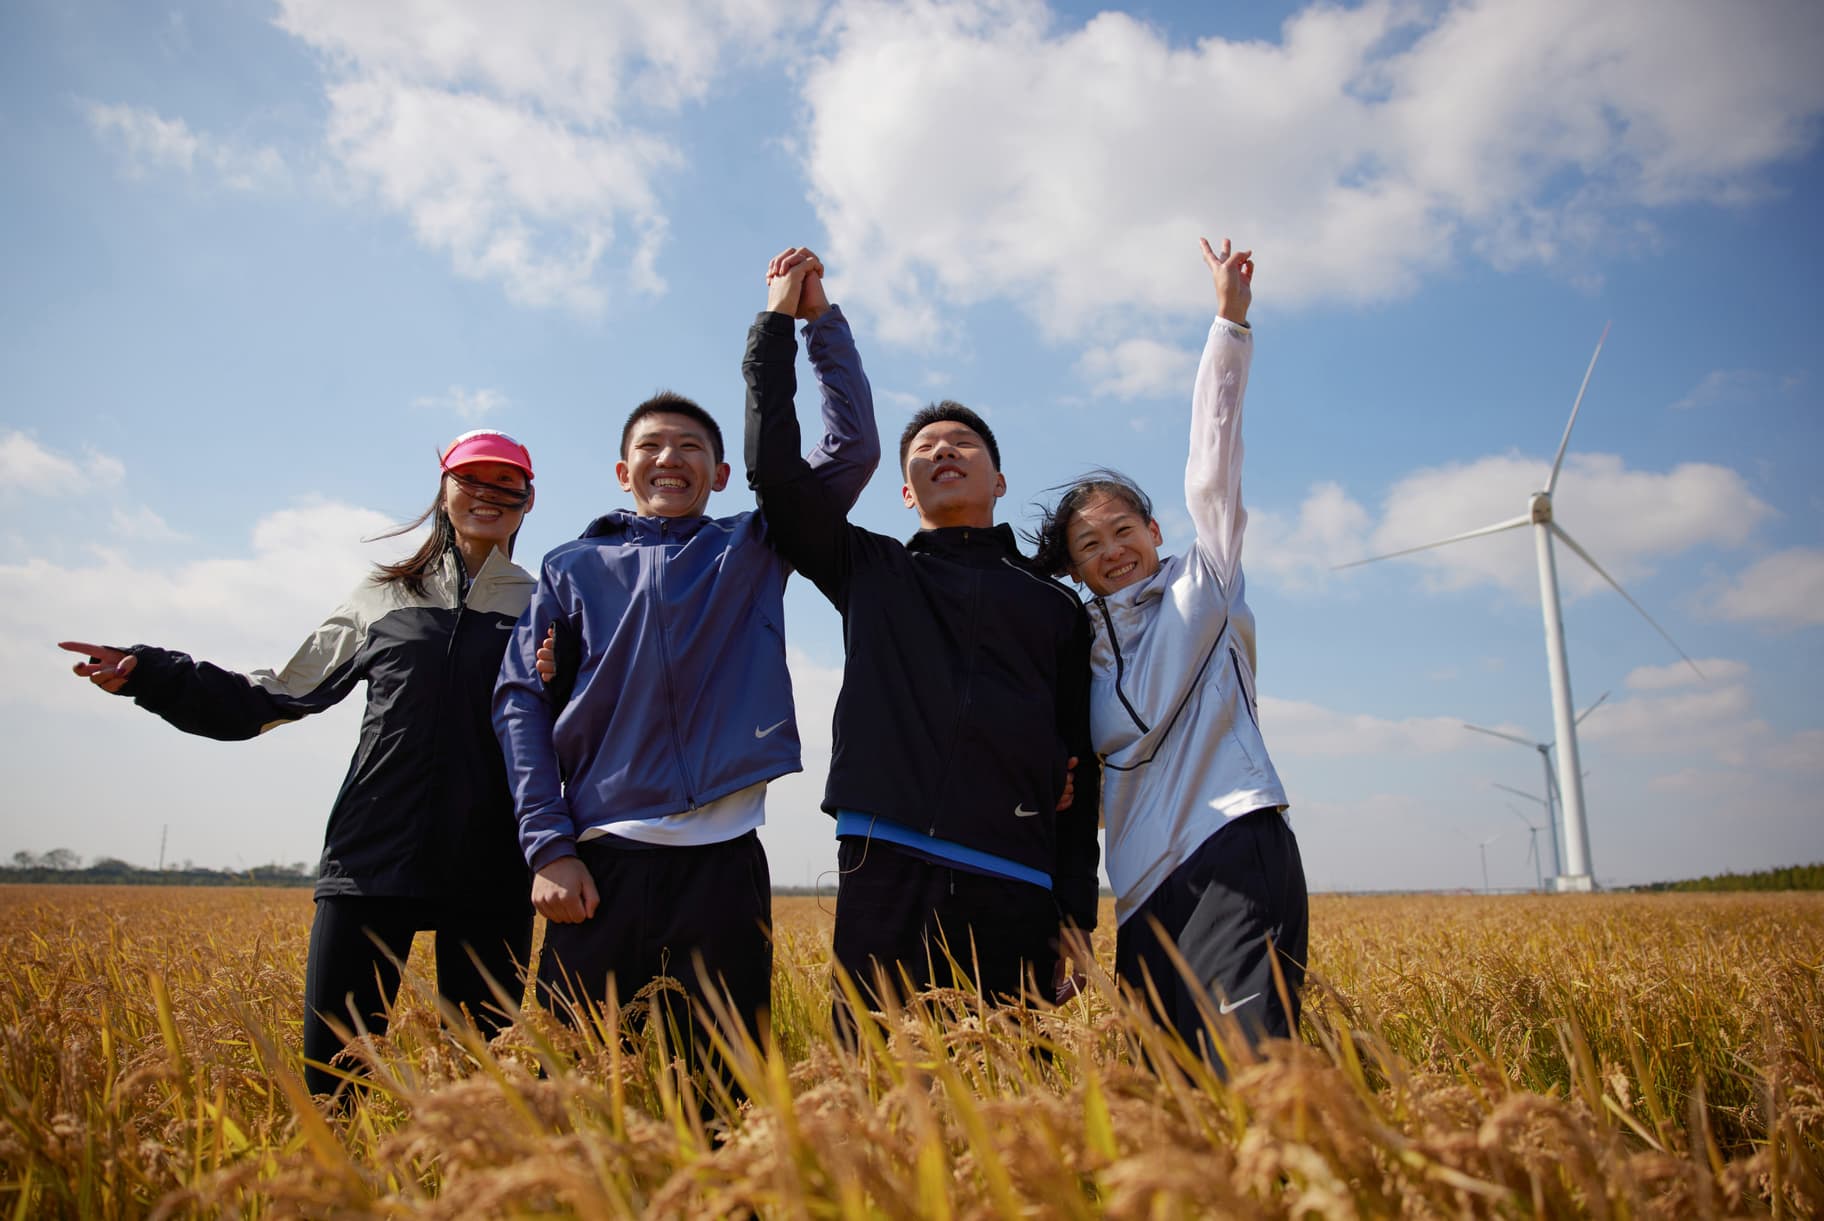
[576,780,768,848]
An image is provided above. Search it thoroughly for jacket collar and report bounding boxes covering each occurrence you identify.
[441,544,532,606]
[1091,552,1178,630]
[581,508,717,542]
[906,521,1023,559]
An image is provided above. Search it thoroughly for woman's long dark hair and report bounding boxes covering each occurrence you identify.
[368,472,528,597]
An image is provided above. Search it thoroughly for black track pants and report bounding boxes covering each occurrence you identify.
[535,830,773,1059]
[1115,808,1308,1059]
[303,896,534,1097]
[832,837,1062,1008]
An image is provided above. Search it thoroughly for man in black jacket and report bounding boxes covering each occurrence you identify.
[744,276,1099,1007]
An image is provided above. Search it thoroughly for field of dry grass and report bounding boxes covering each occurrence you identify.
[2,884,1820,1217]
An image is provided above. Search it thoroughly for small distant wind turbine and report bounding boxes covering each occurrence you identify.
[1505,802,1545,893]
[1466,691,1608,886]
[1477,830,1505,894]
[1339,326,1702,892]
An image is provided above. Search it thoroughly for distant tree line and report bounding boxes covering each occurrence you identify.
[1633,862,1824,893]
[3,849,316,888]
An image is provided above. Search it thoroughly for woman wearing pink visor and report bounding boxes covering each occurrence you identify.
[62,429,539,1099]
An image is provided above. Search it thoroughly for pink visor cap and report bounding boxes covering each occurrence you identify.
[441,429,534,478]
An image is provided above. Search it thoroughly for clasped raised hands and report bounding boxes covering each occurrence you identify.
[765,246,829,321]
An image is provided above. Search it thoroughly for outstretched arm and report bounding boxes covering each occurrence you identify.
[58,598,367,740]
[1185,238,1256,593]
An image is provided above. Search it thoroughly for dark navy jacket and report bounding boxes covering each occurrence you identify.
[743,314,1101,930]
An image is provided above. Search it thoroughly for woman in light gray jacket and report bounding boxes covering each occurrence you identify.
[1031,238,1305,1057]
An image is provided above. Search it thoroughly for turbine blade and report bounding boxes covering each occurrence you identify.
[1333,514,1532,571]
[1493,782,1546,806]
[1464,722,1540,749]
[1575,690,1611,725]
[1551,523,1706,680]
[1546,322,1611,497]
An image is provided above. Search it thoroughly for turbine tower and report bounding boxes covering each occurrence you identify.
[1465,691,1607,886]
[1340,327,1701,892]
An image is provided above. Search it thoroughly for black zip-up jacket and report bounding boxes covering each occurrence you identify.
[743,312,1100,929]
[117,547,534,906]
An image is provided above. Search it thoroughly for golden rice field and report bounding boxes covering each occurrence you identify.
[2,884,1820,1218]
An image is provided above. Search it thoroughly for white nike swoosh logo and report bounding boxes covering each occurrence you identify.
[1218,992,1261,1015]
[1013,804,1038,818]
[754,718,790,739]
[494,622,514,631]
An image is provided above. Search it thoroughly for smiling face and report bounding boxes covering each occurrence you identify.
[617,412,730,518]
[901,420,1006,529]
[443,460,533,555]
[1066,490,1163,596]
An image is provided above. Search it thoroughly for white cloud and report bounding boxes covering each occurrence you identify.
[1075,338,1197,401]
[0,432,125,496]
[1761,729,1824,773]
[1671,369,1758,412]
[1580,679,1761,764]
[1360,452,1772,600]
[1701,547,1824,628]
[109,506,190,545]
[800,0,1824,344]
[85,102,288,191]
[1261,695,1470,758]
[1625,657,1748,691]
[273,0,809,312]
[414,385,511,421]
[1247,481,1372,591]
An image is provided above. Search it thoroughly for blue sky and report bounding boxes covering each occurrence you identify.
[4,0,1821,891]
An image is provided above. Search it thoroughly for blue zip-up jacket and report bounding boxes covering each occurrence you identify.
[494,306,877,872]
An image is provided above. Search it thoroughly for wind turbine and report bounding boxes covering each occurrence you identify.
[1465,691,1608,886]
[1505,802,1545,893]
[1339,326,1702,892]
[1477,830,1505,894]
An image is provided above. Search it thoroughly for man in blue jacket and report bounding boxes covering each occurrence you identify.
[494,248,876,1060]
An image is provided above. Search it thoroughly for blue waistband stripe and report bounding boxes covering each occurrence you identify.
[834,811,1052,890]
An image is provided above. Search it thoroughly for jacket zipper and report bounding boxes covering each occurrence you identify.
[930,551,982,835]
[653,520,699,809]
[1094,597,1150,734]
[1230,646,1262,734]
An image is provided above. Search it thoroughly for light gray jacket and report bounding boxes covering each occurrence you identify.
[1088,315,1289,924]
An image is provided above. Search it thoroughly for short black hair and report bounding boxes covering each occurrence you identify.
[620,391,725,464]
[898,400,1001,474]
[1027,469,1155,577]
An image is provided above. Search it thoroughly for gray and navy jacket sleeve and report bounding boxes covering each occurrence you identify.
[123,602,367,739]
